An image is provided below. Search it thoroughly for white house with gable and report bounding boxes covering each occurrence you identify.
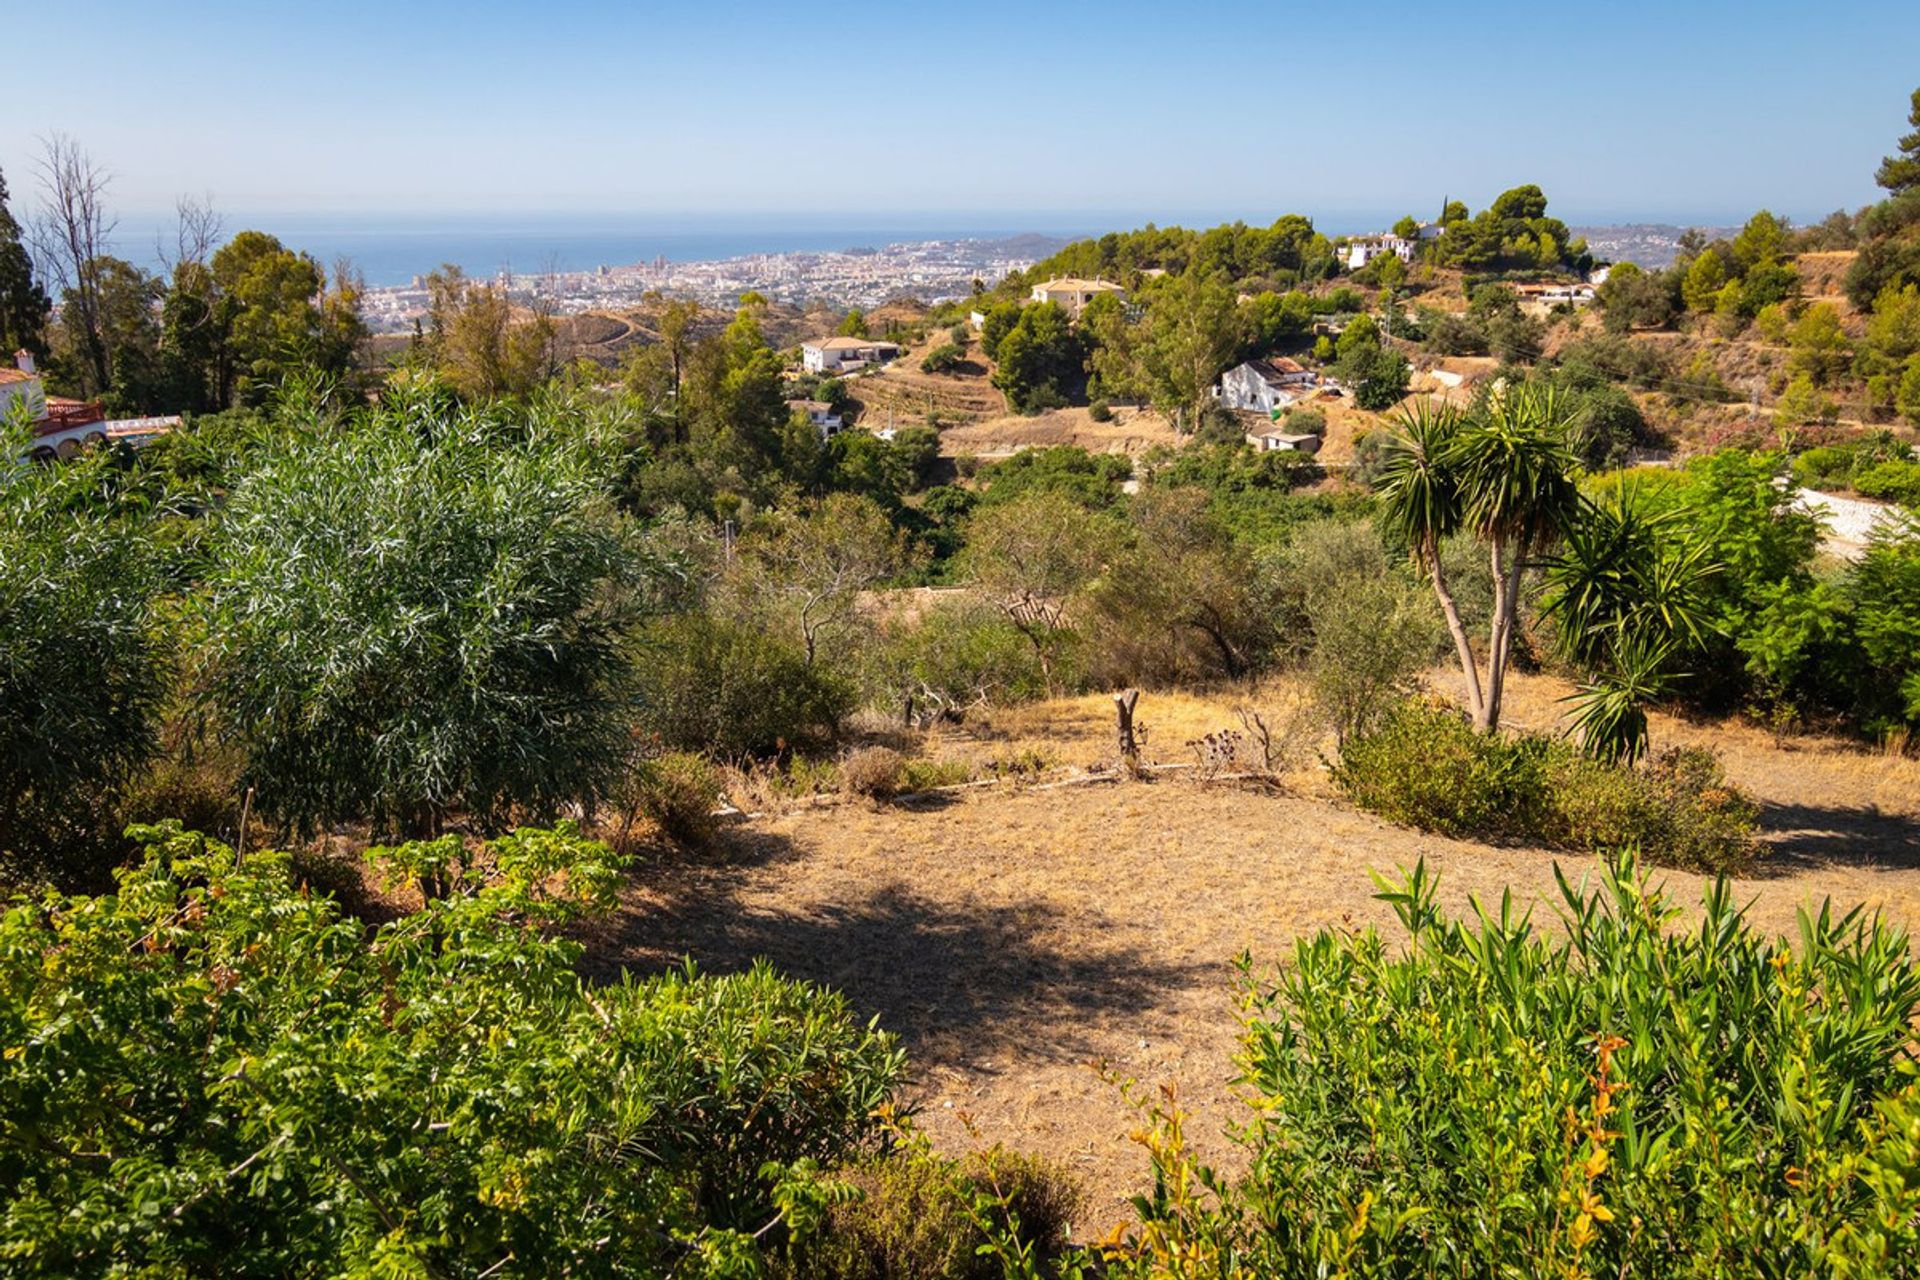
[1214,357,1319,416]
[1344,235,1415,271]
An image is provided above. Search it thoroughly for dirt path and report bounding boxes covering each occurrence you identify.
[590,674,1920,1220]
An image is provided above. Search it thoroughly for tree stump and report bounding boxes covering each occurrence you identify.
[1114,689,1141,775]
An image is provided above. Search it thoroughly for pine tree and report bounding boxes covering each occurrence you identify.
[1875,88,1920,197]
[0,168,51,360]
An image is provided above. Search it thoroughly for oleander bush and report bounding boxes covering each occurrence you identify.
[1332,699,1760,871]
[1088,858,1920,1278]
[0,822,905,1277]
[0,443,168,880]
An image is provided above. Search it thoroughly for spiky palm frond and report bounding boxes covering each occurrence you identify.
[1374,399,1465,566]
[1564,632,1677,765]
[1450,384,1582,556]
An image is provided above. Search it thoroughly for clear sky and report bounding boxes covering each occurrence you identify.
[4,0,1918,229]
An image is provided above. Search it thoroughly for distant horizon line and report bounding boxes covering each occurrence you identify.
[103,207,1783,234]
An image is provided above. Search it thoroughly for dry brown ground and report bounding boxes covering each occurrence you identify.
[938,406,1181,458]
[588,672,1920,1222]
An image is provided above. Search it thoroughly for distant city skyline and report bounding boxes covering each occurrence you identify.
[4,0,1918,229]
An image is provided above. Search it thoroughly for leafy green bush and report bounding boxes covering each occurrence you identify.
[635,611,852,757]
[201,409,638,838]
[1546,746,1760,873]
[1088,397,1114,422]
[0,823,904,1276]
[0,451,168,880]
[1333,700,1760,871]
[1096,858,1920,1278]
[1332,699,1555,840]
[873,599,1054,717]
[1854,457,1920,506]
[791,1141,1083,1280]
[920,342,965,374]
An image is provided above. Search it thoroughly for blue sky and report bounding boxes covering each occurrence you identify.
[3,0,1918,229]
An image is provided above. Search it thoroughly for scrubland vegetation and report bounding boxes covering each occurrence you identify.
[4,89,1920,1280]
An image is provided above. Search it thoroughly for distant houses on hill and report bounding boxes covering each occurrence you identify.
[786,398,844,438]
[1344,235,1416,272]
[801,336,901,373]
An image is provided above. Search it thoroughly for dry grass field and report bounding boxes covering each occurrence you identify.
[589,671,1920,1218]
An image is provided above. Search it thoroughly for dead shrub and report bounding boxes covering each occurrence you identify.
[840,746,906,800]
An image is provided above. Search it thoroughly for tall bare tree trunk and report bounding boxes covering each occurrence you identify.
[31,134,115,396]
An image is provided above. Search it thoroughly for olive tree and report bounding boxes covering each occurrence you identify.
[201,405,640,837]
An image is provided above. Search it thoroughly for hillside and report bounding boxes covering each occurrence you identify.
[597,668,1920,1211]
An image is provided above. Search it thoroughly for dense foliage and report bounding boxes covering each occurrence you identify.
[201,399,640,837]
[1332,699,1760,872]
[0,823,905,1277]
[1094,858,1920,1277]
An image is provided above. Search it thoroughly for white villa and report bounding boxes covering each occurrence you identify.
[786,398,844,437]
[4,350,179,462]
[1214,357,1319,416]
[1344,235,1415,271]
[1029,277,1126,313]
[801,337,901,373]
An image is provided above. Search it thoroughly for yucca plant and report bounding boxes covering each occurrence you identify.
[1562,631,1675,764]
[1376,384,1580,731]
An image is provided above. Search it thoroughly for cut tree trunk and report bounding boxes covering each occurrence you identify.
[1114,689,1142,774]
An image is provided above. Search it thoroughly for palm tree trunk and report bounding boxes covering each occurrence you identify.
[1482,538,1524,731]
[1426,534,1485,725]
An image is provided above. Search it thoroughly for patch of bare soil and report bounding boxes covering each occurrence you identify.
[590,672,1920,1219]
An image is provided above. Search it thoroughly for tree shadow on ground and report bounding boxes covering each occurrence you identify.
[1752,801,1920,875]
[584,828,1209,1067]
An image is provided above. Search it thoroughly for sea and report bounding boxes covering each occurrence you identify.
[108,208,1418,288]
[109,213,1121,288]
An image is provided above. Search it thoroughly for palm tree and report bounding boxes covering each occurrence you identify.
[1449,384,1581,729]
[1377,383,1580,731]
[1374,399,1484,725]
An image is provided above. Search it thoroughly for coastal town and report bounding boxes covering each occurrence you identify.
[356,234,1062,334]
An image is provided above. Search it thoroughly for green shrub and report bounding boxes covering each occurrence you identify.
[873,599,1053,716]
[839,746,905,799]
[0,452,168,880]
[1088,397,1113,422]
[635,611,852,758]
[921,343,965,374]
[900,758,973,791]
[1331,699,1555,840]
[1548,746,1760,873]
[1333,700,1760,871]
[1853,457,1920,506]
[618,750,721,849]
[793,1142,1082,1280]
[201,410,637,838]
[1099,858,1920,1278]
[0,823,905,1275]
